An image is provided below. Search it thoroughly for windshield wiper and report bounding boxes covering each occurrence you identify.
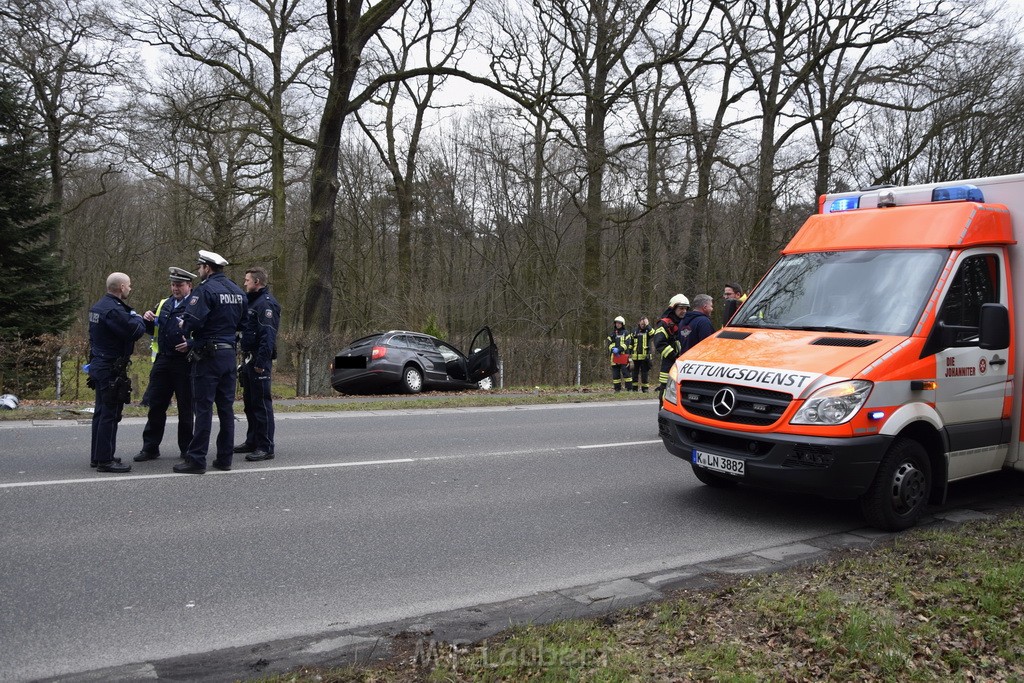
[790,325,870,335]
[734,317,783,329]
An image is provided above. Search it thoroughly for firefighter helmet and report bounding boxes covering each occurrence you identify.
[613,316,625,324]
[669,294,689,308]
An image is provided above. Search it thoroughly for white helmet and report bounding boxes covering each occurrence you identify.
[669,294,689,308]
[613,316,625,324]
[0,394,19,410]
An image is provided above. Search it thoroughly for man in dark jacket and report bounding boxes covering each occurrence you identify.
[235,266,281,461]
[678,294,716,354]
[88,272,146,472]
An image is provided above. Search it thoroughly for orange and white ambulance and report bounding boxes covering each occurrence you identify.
[658,173,1024,530]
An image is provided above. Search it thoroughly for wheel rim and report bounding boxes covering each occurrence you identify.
[890,461,927,515]
[406,369,422,391]
[478,377,492,390]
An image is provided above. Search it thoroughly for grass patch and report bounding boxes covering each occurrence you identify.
[256,510,1024,682]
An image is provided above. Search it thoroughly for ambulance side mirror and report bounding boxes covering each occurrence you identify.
[979,303,1010,350]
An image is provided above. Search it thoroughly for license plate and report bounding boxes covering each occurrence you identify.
[692,449,745,476]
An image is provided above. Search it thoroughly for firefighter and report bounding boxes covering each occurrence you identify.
[606,315,633,392]
[631,316,653,392]
[652,294,689,399]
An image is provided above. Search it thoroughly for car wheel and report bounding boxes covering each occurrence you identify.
[477,376,493,391]
[690,463,738,488]
[859,437,931,531]
[401,365,423,394]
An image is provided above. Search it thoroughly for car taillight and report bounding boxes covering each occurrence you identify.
[371,346,387,360]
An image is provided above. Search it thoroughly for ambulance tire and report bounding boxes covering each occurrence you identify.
[860,437,931,531]
[690,463,739,489]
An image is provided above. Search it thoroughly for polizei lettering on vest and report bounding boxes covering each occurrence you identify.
[677,361,815,390]
[219,293,244,305]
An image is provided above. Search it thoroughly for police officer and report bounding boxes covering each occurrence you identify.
[134,267,197,462]
[632,316,653,393]
[606,315,633,392]
[235,266,281,461]
[173,250,246,474]
[652,294,689,399]
[88,273,146,472]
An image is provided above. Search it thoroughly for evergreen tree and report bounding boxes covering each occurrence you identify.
[0,74,77,340]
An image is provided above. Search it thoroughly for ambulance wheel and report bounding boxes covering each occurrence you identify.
[690,463,738,488]
[400,365,424,394]
[860,437,930,531]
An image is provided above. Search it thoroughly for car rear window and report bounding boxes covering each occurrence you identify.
[348,335,381,350]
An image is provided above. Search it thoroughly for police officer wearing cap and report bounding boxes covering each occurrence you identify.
[134,267,197,463]
[88,272,146,472]
[173,251,246,474]
[235,266,281,461]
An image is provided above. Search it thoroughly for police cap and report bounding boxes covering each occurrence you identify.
[197,249,229,266]
[169,266,197,282]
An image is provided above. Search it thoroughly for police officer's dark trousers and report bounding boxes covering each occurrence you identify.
[90,366,126,465]
[141,354,193,456]
[242,363,275,453]
[185,348,237,468]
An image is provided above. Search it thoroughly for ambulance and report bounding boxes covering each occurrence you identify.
[658,173,1024,530]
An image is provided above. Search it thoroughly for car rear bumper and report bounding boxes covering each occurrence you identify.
[658,409,891,500]
[331,366,401,393]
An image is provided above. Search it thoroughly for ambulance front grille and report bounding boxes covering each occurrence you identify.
[678,381,792,426]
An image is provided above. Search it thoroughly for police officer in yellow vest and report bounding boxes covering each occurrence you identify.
[134,267,196,462]
[631,316,653,393]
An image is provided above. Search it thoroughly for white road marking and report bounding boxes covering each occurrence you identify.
[0,439,663,490]
[579,440,660,449]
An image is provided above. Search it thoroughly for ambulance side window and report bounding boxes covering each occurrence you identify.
[938,254,1000,344]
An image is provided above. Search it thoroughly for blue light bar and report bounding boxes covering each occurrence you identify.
[829,196,860,212]
[931,185,984,203]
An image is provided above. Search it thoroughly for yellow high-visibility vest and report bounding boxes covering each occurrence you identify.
[149,297,168,361]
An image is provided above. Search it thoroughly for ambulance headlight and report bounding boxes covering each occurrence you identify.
[791,380,872,425]
[664,378,678,405]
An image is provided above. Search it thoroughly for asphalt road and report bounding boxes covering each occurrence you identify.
[0,401,954,680]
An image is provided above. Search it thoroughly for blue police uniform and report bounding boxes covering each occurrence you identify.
[239,286,281,456]
[139,294,194,458]
[180,271,246,470]
[88,293,146,467]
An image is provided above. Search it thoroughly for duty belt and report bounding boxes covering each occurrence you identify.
[209,343,235,350]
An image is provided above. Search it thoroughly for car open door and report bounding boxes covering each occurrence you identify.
[467,326,499,382]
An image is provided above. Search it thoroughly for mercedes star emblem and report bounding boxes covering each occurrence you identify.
[712,388,737,417]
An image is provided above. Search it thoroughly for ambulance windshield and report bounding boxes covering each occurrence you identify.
[734,249,947,336]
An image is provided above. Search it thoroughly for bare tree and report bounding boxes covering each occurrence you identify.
[300,0,409,393]
[0,0,128,246]
[850,26,1024,187]
[485,0,695,345]
[127,66,275,255]
[124,0,330,303]
[354,0,473,300]
[718,0,970,276]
